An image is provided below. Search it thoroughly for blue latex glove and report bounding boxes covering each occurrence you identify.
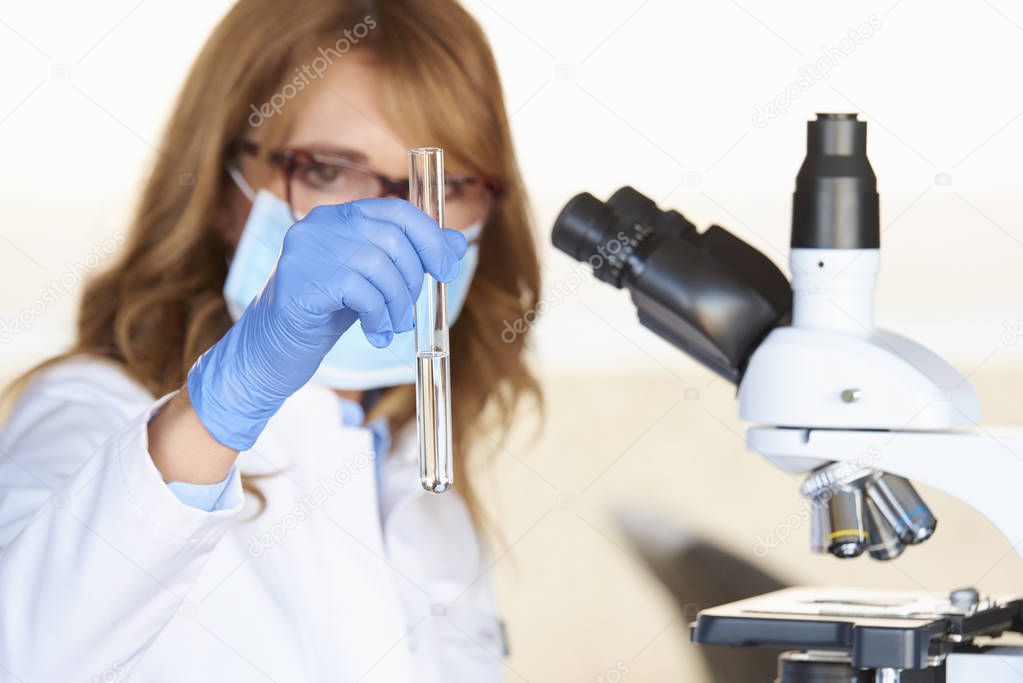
[187,198,468,450]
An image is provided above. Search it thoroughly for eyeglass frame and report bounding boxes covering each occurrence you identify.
[233,139,502,223]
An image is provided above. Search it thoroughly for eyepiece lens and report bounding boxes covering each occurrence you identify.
[551,192,619,263]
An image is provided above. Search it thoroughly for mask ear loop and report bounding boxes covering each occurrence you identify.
[223,164,259,265]
[227,164,257,203]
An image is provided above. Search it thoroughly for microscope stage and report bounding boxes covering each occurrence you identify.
[692,587,1023,671]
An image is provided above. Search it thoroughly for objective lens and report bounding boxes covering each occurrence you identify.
[867,474,936,545]
[826,486,868,558]
[810,497,831,555]
[864,497,904,561]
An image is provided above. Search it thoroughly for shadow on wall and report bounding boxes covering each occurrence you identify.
[618,507,789,682]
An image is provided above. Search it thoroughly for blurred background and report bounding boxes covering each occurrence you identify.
[2,1,1023,680]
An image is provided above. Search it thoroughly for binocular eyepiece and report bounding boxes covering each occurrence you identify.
[551,114,879,384]
[552,187,791,383]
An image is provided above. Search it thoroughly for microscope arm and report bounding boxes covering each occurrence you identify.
[749,426,1023,556]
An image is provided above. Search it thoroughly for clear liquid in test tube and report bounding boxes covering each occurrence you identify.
[409,147,454,493]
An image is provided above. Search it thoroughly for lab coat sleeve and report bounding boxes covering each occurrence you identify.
[167,467,237,511]
[0,360,244,682]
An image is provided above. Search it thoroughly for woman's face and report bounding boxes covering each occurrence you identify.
[225,51,488,246]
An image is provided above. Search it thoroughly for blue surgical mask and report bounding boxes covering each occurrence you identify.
[223,167,482,390]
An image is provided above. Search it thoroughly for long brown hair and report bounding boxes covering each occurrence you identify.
[7,0,541,521]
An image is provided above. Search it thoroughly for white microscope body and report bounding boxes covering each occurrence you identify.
[731,120,1023,681]
[740,247,1023,555]
[722,244,1023,680]
[552,112,1023,681]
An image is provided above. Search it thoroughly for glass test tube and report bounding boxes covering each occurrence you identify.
[408,148,454,493]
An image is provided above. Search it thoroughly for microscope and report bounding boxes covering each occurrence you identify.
[552,113,1023,682]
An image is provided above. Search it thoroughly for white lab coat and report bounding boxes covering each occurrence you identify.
[0,357,504,682]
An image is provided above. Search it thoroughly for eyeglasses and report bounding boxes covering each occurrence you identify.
[235,139,500,226]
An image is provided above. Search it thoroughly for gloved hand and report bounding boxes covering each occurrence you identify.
[187,198,468,450]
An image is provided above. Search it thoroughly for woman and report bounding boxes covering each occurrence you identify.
[0,0,540,680]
